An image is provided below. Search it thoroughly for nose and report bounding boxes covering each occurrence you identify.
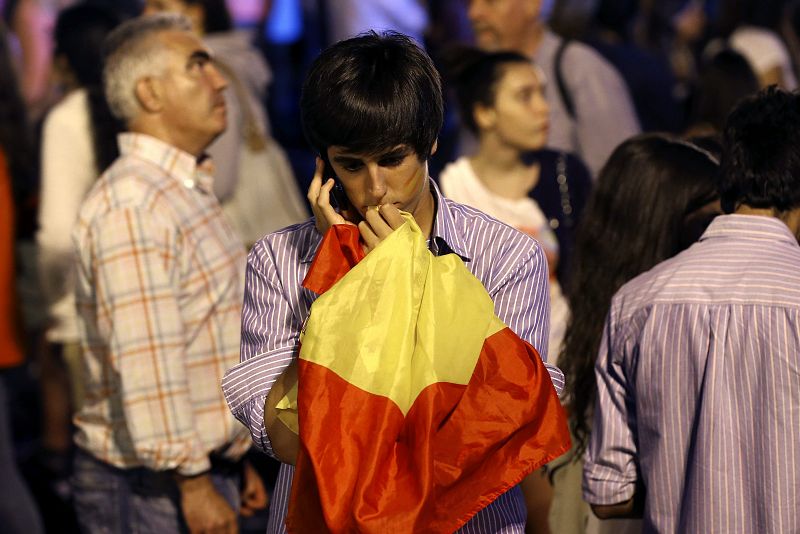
[534,91,549,116]
[208,62,228,91]
[365,164,387,202]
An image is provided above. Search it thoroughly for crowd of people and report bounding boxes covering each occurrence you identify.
[0,1,798,533]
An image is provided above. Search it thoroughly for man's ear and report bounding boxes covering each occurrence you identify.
[430,139,439,157]
[134,76,164,113]
[474,105,496,130]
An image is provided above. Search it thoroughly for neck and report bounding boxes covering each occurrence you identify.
[736,204,800,239]
[130,117,207,158]
[472,135,525,173]
[413,189,436,241]
[469,139,540,199]
[518,23,546,58]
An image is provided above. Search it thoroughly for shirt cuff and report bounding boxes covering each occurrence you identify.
[544,362,565,397]
[582,460,637,505]
[222,347,296,459]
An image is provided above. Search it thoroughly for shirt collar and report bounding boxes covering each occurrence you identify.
[428,179,471,261]
[118,132,215,193]
[699,213,799,246]
[300,179,471,264]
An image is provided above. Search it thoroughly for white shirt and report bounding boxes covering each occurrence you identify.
[37,88,96,343]
[439,157,568,362]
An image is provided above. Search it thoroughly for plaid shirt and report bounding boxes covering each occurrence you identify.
[73,133,250,476]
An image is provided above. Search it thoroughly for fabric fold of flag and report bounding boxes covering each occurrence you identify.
[285,216,570,533]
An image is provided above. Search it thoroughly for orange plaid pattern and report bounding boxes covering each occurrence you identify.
[73,134,250,476]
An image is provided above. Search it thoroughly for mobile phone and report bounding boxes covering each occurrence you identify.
[322,159,350,211]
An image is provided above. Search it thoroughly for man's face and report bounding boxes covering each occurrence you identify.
[468,0,542,52]
[154,30,228,152]
[326,145,432,221]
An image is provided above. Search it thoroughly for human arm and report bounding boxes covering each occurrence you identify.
[86,208,238,530]
[487,235,564,394]
[591,491,644,519]
[263,359,299,464]
[174,473,238,534]
[86,208,213,475]
[12,0,55,116]
[582,309,642,517]
[37,93,96,340]
[239,459,269,517]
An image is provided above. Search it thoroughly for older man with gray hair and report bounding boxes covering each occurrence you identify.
[71,14,266,533]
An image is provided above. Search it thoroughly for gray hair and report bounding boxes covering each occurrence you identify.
[103,13,193,122]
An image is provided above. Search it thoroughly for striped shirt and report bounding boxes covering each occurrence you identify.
[584,214,800,533]
[222,180,563,533]
[73,133,251,476]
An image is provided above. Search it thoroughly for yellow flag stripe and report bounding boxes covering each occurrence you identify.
[298,215,505,415]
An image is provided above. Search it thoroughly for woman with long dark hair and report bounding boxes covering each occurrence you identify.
[551,134,721,533]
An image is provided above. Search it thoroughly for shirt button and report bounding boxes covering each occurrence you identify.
[183,178,196,189]
[549,218,560,229]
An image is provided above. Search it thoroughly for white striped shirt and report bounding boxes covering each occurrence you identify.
[584,214,800,533]
[222,180,563,533]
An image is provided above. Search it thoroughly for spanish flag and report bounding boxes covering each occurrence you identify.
[279,216,570,533]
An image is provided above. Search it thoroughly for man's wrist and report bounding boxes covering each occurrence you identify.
[173,470,213,492]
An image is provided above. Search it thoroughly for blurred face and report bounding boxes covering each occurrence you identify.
[468,0,542,52]
[327,145,433,222]
[154,30,228,153]
[479,63,549,150]
[144,0,204,34]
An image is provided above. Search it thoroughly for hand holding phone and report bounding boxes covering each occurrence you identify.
[308,157,356,236]
[323,161,351,212]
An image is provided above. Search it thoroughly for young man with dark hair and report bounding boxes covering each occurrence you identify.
[222,31,566,533]
[584,86,800,532]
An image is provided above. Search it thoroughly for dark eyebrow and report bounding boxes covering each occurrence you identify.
[331,155,363,165]
[186,50,211,67]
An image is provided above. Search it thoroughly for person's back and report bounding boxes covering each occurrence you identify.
[592,215,800,531]
[584,87,800,533]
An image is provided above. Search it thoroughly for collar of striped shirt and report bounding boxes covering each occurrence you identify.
[699,213,800,246]
[300,179,472,264]
[116,132,215,193]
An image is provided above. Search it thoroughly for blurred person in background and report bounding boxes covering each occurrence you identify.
[144,0,308,248]
[71,14,265,532]
[466,0,639,176]
[584,0,684,132]
[439,46,592,534]
[440,47,591,361]
[719,0,797,89]
[0,18,44,534]
[554,134,721,534]
[35,4,123,488]
[684,48,759,138]
[322,0,429,44]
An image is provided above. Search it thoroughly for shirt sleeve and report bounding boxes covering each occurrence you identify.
[582,305,639,505]
[221,240,301,458]
[490,241,564,395]
[569,46,640,176]
[37,95,96,340]
[88,208,210,476]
